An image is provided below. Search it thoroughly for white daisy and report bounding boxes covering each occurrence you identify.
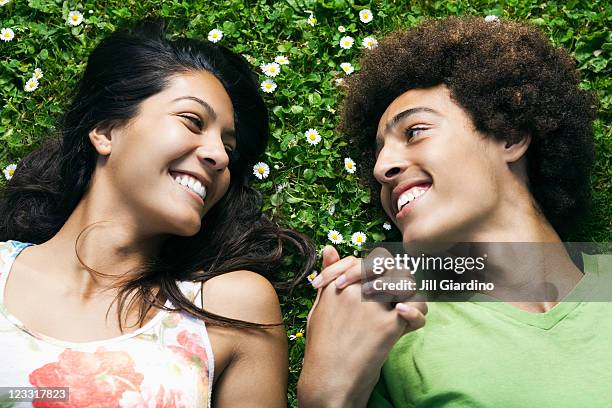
[307,13,317,26]
[338,25,346,33]
[326,105,336,114]
[207,29,223,43]
[253,162,270,179]
[3,164,16,180]
[339,36,354,49]
[276,181,289,192]
[327,230,344,244]
[340,62,354,75]
[274,55,289,65]
[383,222,392,230]
[260,79,277,93]
[0,0,11,6]
[362,36,378,49]
[485,15,500,23]
[344,157,356,173]
[334,78,344,86]
[351,231,367,246]
[33,68,43,79]
[261,62,281,77]
[1,28,15,42]
[304,128,321,145]
[67,11,83,26]
[289,329,304,340]
[359,9,373,23]
[307,270,318,284]
[24,77,39,92]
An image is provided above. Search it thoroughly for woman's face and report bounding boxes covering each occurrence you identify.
[373,84,514,243]
[95,71,235,237]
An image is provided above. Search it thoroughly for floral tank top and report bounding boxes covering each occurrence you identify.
[0,240,214,407]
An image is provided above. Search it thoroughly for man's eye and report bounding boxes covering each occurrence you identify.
[405,127,426,139]
[181,115,203,130]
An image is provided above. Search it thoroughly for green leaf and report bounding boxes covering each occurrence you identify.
[303,168,316,183]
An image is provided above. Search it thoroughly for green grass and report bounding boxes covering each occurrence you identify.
[1,1,609,405]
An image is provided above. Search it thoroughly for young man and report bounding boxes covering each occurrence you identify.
[298,16,610,407]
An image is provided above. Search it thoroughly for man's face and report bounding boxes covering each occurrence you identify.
[374,84,513,243]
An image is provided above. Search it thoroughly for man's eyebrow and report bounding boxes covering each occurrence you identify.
[173,96,217,121]
[385,107,440,134]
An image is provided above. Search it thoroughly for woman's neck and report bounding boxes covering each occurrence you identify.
[36,193,166,299]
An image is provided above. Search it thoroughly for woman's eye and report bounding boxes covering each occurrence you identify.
[224,145,234,154]
[181,115,203,130]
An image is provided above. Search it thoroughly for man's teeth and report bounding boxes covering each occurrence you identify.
[397,186,429,211]
[174,174,207,200]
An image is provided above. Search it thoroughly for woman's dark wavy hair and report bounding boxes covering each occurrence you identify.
[0,18,316,329]
[339,16,597,240]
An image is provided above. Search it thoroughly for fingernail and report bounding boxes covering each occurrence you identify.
[311,275,323,288]
[396,303,410,312]
[335,275,346,288]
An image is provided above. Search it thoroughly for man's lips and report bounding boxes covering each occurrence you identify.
[391,179,433,215]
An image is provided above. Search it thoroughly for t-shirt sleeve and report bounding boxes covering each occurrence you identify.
[367,374,396,408]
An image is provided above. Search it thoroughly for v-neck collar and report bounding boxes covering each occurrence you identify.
[467,253,600,330]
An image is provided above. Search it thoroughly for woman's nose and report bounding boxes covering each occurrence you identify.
[196,136,229,172]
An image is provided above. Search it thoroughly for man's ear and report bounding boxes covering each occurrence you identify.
[88,122,115,156]
[503,135,531,163]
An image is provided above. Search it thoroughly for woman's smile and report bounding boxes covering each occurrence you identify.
[169,170,208,206]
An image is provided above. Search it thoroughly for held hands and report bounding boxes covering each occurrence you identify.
[298,246,428,408]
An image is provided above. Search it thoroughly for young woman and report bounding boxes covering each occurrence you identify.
[299,16,610,407]
[0,19,314,407]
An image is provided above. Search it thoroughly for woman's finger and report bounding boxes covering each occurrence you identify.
[311,255,359,288]
[322,245,340,269]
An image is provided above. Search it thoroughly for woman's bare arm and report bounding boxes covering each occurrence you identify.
[203,270,288,408]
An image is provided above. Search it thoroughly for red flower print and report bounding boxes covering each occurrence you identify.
[168,330,208,375]
[29,348,144,408]
[120,384,186,408]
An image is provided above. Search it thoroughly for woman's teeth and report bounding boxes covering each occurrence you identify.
[174,174,207,200]
[397,186,429,211]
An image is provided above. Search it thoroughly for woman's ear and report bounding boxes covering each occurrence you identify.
[503,135,532,163]
[89,122,115,156]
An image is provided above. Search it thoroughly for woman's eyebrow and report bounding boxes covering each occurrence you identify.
[173,96,217,121]
[385,106,440,134]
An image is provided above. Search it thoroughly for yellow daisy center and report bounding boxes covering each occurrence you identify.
[8,169,14,176]
[257,167,265,174]
[347,163,353,168]
[295,332,303,338]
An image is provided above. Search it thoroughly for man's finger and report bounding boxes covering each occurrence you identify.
[395,301,428,333]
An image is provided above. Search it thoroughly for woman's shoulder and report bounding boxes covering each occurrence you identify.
[0,240,32,266]
[202,271,282,325]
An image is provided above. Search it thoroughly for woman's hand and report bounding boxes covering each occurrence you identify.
[298,246,427,408]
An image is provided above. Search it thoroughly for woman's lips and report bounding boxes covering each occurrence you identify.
[169,172,205,206]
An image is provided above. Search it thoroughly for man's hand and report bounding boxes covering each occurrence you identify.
[298,246,427,408]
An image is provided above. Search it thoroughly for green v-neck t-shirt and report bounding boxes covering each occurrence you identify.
[368,254,612,408]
